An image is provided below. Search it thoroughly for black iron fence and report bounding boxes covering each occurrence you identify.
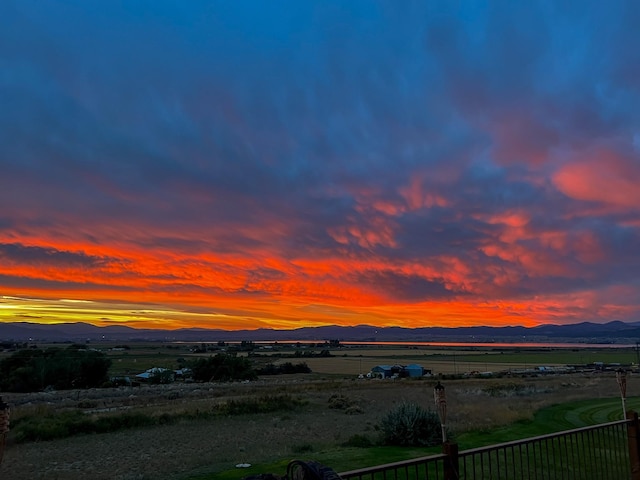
[340,411,640,480]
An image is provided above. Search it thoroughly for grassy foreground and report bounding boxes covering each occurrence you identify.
[205,396,639,480]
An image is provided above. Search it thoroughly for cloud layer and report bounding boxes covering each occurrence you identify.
[1,1,640,329]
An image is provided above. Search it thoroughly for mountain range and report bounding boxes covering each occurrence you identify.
[1,320,640,344]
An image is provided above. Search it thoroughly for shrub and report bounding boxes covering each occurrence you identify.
[328,394,363,414]
[379,402,442,447]
[345,405,364,415]
[328,394,351,409]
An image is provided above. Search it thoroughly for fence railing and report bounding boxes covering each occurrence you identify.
[339,411,640,480]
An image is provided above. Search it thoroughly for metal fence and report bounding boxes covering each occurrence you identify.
[340,412,640,480]
[456,420,630,479]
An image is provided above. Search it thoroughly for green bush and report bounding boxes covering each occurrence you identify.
[379,402,442,447]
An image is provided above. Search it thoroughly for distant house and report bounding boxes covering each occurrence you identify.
[371,365,393,378]
[371,364,430,378]
[135,367,174,382]
[174,368,192,379]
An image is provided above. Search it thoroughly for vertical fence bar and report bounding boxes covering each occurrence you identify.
[618,422,628,478]
[570,431,578,478]
[558,437,571,480]
[587,427,596,479]
[596,429,607,479]
[552,436,560,479]
[560,435,566,479]
[604,424,614,479]
[629,411,640,480]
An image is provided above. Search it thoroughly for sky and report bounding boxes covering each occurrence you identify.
[1,1,640,331]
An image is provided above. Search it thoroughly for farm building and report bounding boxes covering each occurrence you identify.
[371,365,393,378]
[370,364,430,378]
[405,363,425,377]
[135,367,174,382]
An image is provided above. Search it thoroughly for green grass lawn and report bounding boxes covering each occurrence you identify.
[453,348,637,366]
[199,396,639,480]
[456,395,639,447]
[189,446,440,480]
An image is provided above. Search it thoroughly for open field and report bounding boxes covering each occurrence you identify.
[0,343,637,479]
[2,342,637,378]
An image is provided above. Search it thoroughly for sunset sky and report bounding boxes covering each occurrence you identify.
[2,1,640,331]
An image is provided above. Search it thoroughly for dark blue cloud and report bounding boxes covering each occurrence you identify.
[0,243,113,268]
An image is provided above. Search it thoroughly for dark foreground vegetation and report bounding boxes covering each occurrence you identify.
[0,345,111,392]
[11,393,306,443]
[0,346,312,392]
[189,353,257,382]
[11,394,439,448]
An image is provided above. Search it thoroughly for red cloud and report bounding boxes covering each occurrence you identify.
[399,174,450,211]
[553,149,640,209]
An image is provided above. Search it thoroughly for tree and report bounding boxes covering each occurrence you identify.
[189,353,257,382]
[0,346,111,392]
[149,368,174,384]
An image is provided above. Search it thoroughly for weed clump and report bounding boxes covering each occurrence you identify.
[328,393,363,414]
[379,401,441,447]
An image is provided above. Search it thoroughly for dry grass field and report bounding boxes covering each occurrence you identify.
[0,368,634,480]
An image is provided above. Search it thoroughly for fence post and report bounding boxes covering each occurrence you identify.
[629,411,640,480]
[443,441,459,480]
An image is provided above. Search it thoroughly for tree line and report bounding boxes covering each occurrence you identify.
[0,345,111,392]
[0,348,311,392]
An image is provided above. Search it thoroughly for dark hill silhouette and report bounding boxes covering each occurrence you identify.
[1,320,639,343]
